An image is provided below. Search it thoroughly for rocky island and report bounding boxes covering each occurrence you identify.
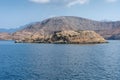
[12,16,108,44]
[14,30,106,44]
[3,16,119,43]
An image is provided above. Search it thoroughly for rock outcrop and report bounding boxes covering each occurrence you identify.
[15,30,107,44]
[51,30,106,44]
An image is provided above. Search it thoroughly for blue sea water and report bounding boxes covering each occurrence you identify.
[0,40,120,80]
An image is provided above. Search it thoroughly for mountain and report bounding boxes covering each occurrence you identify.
[13,16,120,40]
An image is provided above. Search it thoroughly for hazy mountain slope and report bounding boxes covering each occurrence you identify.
[23,16,120,31]
[0,25,27,33]
[0,28,17,33]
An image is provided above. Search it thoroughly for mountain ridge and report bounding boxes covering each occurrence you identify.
[14,16,120,40]
[1,16,120,40]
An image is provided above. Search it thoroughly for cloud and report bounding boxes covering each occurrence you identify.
[29,0,89,7]
[29,0,118,7]
[106,0,118,3]
[29,0,50,4]
[67,0,89,7]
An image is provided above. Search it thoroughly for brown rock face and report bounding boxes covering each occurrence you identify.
[12,31,33,40]
[15,30,107,44]
[0,33,12,40]
[51,30,106,44]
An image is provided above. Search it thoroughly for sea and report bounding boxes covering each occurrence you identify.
[0,40,120,80]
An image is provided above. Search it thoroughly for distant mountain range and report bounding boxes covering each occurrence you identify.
[1,16,120,40]
[0,28,17,33]
[0,25,28,33]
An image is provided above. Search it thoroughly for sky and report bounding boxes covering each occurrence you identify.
[0,0,120,29]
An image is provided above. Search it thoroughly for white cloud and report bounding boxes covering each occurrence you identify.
[67,0,89,7]
[29,0,50,3]
[106,0,118,3]
[29,0,118,7]
[29,0,89,7]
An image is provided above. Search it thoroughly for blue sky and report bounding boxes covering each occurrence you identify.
[0,0,120,29]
